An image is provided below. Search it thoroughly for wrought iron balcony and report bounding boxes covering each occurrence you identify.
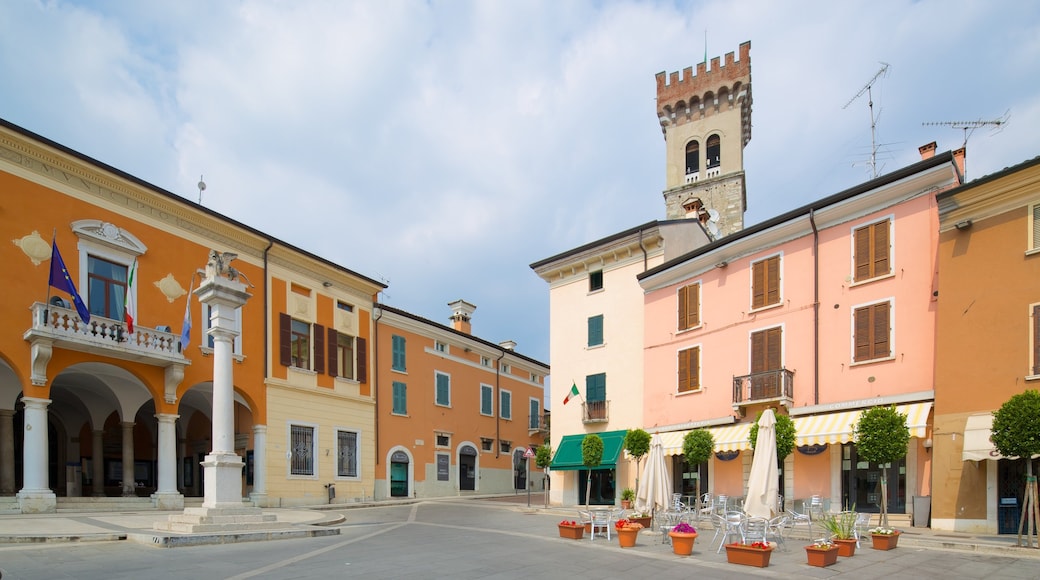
[732,369,794,409]
[528,413,550,435]
[582,400,609,424]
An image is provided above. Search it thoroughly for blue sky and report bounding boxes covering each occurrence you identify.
[3,1,1038,379]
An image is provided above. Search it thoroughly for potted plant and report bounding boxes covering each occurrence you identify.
[628,511,652,529]
[614,519,643,548]
[557,519,584,540]
[620,487,635,510]
[819,511,858,556]
[623,429,651,500]
[868,526,901,550]
[725,541,774,567]
[581,434,603,511]
[805,538,839,567]
[668,522,698,556]
[682,429,715,517]
[854,406,910,528]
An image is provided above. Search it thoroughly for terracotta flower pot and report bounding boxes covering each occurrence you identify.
[805,545,839,567]
[620,499,632,509]
[558,524,584,540]
[668,531,697,556]
[616,527,640,548]
[629,516,652,529]
[834,538,857,557]
[724,543,773,567]
[871,532,900,550]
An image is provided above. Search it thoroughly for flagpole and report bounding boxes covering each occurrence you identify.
[43,228,57,325]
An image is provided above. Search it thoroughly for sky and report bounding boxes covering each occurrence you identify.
[3,1,1039,385]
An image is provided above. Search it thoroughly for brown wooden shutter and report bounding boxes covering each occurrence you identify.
[752,261,766,308]
[766,256,780,305]
[1034,305,1040,375]
[313,324,325,374]
[278,313,292,367]
[357,337,367,383]
[751,330,766,374]
[327,327,338,377]
[854,306,870,361]
[854,225,871,281]
[688,284,700,328]
[872,221,890,277]
[689,347,700,390]
[678,348,689,391]
[765,327,782,370]
[678,285,689,330]
[872,302,890,358]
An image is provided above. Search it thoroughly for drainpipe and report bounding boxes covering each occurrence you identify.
[373,303,383,465]
[495,349,506,458]
[638,228,648,271]
[809,209,820,405]
[262,240,274,378]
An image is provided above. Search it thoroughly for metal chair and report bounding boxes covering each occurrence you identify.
[715,511,746,553]
[588,508,612,541]
[786,501,812,539]
[853,512,873,548]
[743,516,769,545]
[767,514,790,550]
[697,492,714,523]
[659,508,685,544]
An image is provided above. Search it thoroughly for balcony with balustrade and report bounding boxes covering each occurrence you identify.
[582,400,609,424]
[732,369,794,414]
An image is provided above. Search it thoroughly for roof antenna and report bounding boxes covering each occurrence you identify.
[922,111,1010,179]
[843,62,890,179]
[197,175,207,205]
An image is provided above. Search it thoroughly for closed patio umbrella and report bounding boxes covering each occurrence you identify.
[744,409,779,519]
[636,433,672,515]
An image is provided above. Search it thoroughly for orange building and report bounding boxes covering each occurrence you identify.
[932,155,1040,533]
[371,302,548,499]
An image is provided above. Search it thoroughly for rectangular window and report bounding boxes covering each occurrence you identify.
[678,346,701,393]
[589,270,604,292]
[529,398,540,430]
[391,334,407,371]
[481,437,494,452]
[499,440,512,453]
[436,433,450,447]
[854,219,891,282]
[481,356,491,367]
[392,381,407,415]
[289,424,315,476]
[750,327,783,398]
[336,430,359,478]
[87,255,127,320]
[588,314,604,347]
[336,301,354,313]
[1032,204,1040,251]
[501,363,511,375]
[751,255,781,309]
[586,373,606,402]
[678,283,701,331]
[435,372,451,406]
[480,384,493,416]
[290,319,311,369]
[435,340,448,353]
[854,302,891,362]
[500,389,512,420]
[335,333,355,379]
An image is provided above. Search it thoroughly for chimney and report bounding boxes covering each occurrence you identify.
[448,299,476,334]
[499,340,517,351]
[953,147,967,181]
[918,141,937,160]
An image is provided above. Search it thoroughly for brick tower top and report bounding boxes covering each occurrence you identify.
[655,41,752,145]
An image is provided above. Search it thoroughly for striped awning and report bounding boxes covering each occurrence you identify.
[657,422,753,456]
[793,402,932,446]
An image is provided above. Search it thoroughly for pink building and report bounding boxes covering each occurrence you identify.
[637,149,961,517]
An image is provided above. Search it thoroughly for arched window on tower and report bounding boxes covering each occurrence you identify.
[706,134,721,170]
[685,140,700,175]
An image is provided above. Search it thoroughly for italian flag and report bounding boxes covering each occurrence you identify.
[124,259,137,334]
[563,383,580,405]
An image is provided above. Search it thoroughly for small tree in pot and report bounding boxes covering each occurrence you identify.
[683,429,715,516]
[854,406,909,528]
[991,389,1040,548]
[535,444,552,508]
[624,428,651,499]
[581,434,604,509]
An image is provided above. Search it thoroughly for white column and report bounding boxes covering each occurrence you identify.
[91,429,104,496]
[121,421,135,497]
[211,325,234,455]
[17,396,56,513]
[152,413,183,510]
[250,424,268,506]
[0,409,15,495]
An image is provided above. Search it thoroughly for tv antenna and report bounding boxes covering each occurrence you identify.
[843,62,890,179]
[922,112,1009,179]
[197,175,207,205]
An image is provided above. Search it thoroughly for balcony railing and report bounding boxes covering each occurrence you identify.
[582,400,609,424]
[26,302,185,363]
[528,413,550,434]
[732,369,794,407]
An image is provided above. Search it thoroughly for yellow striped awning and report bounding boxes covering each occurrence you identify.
[656,422,753,456]
[793,402,932,446]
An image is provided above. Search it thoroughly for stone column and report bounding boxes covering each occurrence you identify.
[249,424,268,507]
[17,396,56,513]
[152,413,183,510]
[121,421,135,497]
[0,409,15,495]
[91,429,104,496]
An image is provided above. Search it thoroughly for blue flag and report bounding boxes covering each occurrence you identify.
[49,240,91,323]
[179,275,194,350]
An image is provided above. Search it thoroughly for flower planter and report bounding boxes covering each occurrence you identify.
[616,527,640,548]
[805,545,840,567]
[629,516,652,529]
[620,499,632,510]
[725,543,773,567]
[558,524,584,540]
[871,532,900,550]
[834,538,857,557]
[668,531,698,556]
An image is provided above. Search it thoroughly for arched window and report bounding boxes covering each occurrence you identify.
[707,134,721,169]
[685,140,700,175]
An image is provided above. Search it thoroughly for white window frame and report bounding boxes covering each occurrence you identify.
[435,432,452,449]
[749,251,784,313]
[288,422,318,479]
[501,362,511,375]
[435,340,448,353]
[1030,203,1040,254]
[849,298,896,366]
[335,428,361,480]
[677,343,703,395]
[479,384,494,417]
[849,214,896,286]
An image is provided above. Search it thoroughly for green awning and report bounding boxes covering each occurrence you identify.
[550,430,627,471]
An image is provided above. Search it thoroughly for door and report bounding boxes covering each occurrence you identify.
[577,469,616,505]
[459,445,477,491]
[513,449,527,490]
[997,458,1026,534]
[390,461,408,497]
[842,443,905,513]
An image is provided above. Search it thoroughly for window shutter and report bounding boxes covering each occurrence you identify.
[1033,205,1040,250]
[766,327,782,370]
[678,285,689,329]
[690,347,700,389]
[873,302,890,358]
[872,222,890,277]
[313,324,325,374]
[357,337,367,383]
[766,257,780,305]
[586,373,606,402]
[678,348,690,391]
[854,226,871,281]
[751,330,766,374]
[688,284,700,328]
[1033,305,1040,375]
[327,328,338,377]
[854,306,871,361]
[391,335,406,371]
[278,313,292,367]
[752,261,765,308]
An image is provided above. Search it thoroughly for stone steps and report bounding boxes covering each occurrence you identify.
[56,497,155,512]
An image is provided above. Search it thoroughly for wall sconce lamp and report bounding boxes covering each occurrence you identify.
[923,437,933,452]
[322,281,333,288]
[955,220,972,231]
[715,261,728,269]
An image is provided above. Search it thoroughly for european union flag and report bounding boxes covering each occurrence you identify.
[49,241,91,324]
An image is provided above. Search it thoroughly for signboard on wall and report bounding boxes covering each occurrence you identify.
[437,453,450,481]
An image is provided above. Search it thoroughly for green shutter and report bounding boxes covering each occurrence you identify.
[586,373,606,402]
[436,373,450,406]
[588,315,604,346]
[392,381,407,414]
[391,335,406,371]
[481,385,493,415]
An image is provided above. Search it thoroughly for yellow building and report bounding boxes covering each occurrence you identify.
[933,154,1040,533]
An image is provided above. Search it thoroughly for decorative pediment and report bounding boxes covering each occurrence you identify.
[71,219,147,256]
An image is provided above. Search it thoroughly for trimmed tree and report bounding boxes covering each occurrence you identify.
[624,428,651,499]
[683,429,715,516]
[991,389,1040,548]
[535,444,552,509]
[749,410,796,511]
[582,434,604,509]
[854,405,910,527]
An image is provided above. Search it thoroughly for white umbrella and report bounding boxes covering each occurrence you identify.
[636,433,672,515]
[744,409,779,519]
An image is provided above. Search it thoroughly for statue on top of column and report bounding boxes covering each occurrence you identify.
[203,250,254,287]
